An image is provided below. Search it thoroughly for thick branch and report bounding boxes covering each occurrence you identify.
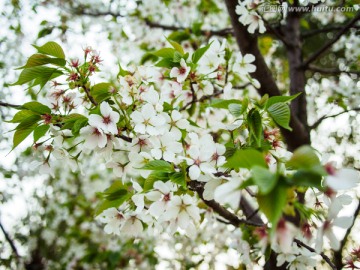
[301,12,360,68]
[224,0,310,151]
[333,200,360,269]
[294,239,336,270]
[188,180,264,227]
[0,220,20,259]
[309,107,360,129]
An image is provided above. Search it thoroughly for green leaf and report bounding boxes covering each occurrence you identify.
[155,58,174,68]
[209,99,242,109]
[267,103,292,131]
[11,66,63,89]
[167,31,191,43]
[224,149,267,169]
[170,171,187,188]
[92,83,112,103]
[152,48,176,59]
[140,160,174,172]
[247,109,263,147]
[266,93,301,109]
[61,114,88,130]
[166,38,184,55]
[117,64,131,77]
[257,184,287,226]
[192,43,211,64]
[72,118,88,136]
[228,103,243,117]
[32,41,65,59]
[252,166,278,194]
[173,51,183,62]
[22,101,51,114]
[15,115,41,130]
[7,110,37,123]
[286,145,320,170]
[290,170,323,189]
[13,124,37,149]
[144,171,170,191]
[17,54,66,69]
[33,125,50,142]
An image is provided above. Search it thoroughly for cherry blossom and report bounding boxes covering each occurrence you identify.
[170,58,190,83]
[88,102,120,135]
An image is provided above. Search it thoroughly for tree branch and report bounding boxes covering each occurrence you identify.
[224,0,310,151]
[0,220,20,259]
[0,101,21,109]
[294,239,336,270]
[333,200,360,269]
[309,107,360,129]
[301,25,360,38]
[188,180,264,227]
[308,65,360,76]
[301,12,360,68]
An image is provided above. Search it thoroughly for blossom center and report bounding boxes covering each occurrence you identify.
[103,115,112,124]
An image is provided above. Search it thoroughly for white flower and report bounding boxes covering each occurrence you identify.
[168,110,190,138]
[146,181,177,217]
[96,207,127,235]
[130,103,166,135]
[141,85,163,112]
[213,176,242,209]
[233,53,256,75]
[162,194,200,230]
[80,126,107,149]
[121,213,143,236]
[106,152,130,180]
[149,131,183,162]
[324,167,359,190]
[315,195,354,252]
[170,58,190,83]
[273,219,297,254]
[186,146,216,180]
[88,102,120,134]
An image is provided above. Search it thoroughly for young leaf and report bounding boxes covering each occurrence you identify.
[247,109,263,147]
[32,41,65,59]
[265,93,301,109]
[228,103,243,117]
[152,48,176,59]
[7,110,37,123]
[166,38,184,55]
[140,160,174,172]
[257,184,287,226]
[286,145,320,170]
[209,99,242,109]
[267,102,292,131]
[170,171,187,188]
[192,43,211,64]
[252,166,278,194]
[33,125,50,142]
[17,54,66,69]
[92,83,112,103]
[22,101,51,114]
[224,149,267,169]
[13,124,37,149]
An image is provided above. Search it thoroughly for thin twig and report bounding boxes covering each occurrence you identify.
[301,25,360,38]
[310,107,360,129]
[294,238,337,270]
[308,65,360,76]
[0,101,21,109]
[301,12,360,68]
[82,85,98,106]
[0,220,20,259]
